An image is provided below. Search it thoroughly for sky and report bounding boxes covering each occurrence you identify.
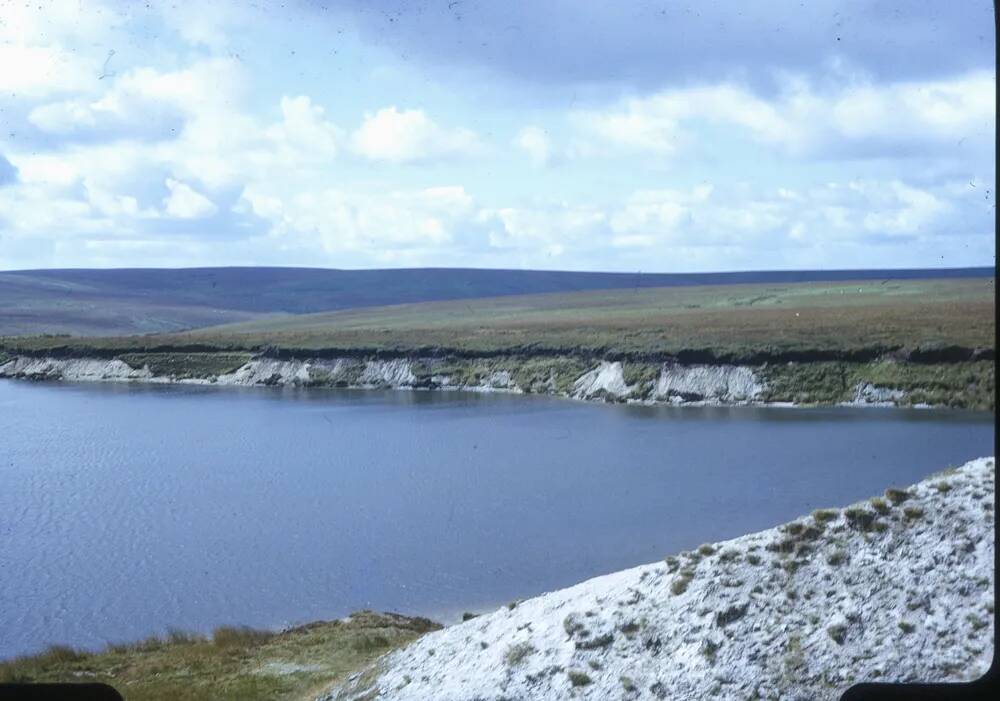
[0,0,994,272]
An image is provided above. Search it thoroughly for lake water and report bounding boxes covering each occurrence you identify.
[0,379,993,658]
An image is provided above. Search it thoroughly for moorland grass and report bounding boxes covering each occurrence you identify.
[0,611,438,701]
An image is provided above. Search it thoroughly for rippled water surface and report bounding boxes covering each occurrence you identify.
[0,379,993,657]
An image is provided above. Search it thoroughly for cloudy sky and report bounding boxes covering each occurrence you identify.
[0,1,994,272]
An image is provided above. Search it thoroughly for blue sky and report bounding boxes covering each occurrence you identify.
[0,0,994,272]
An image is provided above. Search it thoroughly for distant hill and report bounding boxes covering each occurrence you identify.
[0,266,993,337]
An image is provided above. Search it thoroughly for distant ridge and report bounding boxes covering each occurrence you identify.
[0,266,993,337]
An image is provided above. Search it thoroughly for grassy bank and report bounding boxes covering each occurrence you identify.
[0,612,439,701]
[2,278,993,361]
[1,278,993,408]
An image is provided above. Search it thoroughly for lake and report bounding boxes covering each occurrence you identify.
[0,379,993,658]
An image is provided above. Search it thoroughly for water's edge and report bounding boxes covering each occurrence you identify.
[2,353,989,409]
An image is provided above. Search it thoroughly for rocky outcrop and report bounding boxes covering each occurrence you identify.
[358,359,417,388]
[572,361,634,399]
[653,363,763,403]
[322,457,995,701]
[850,382,907,406]
[0,356,153,382]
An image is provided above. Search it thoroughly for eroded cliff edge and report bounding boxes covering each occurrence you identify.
[323,457,995,701]
[0,351,993,409]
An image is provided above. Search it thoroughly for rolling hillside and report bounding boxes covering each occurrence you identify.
[1,266,992,337]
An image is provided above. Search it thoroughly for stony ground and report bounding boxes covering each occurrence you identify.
[323,458,995,701]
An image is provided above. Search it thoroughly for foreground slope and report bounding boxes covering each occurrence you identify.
[0,612,439,701]
[325,458,995,701]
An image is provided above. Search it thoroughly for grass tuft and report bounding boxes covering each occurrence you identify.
[505,642,535,667]
[567,670,592,687]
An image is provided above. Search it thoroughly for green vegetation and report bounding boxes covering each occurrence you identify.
[118,353,252,379]
[505,642,535,667]
[827,549,849,566]
[0,611,438,701]
[671,568,696,595]
[885,488,912,505]
[902,506,925,520]
[567,670,592,687]
[869,497,891,515]
[759,360,994,409]
[812,509,839,524]
[5,278,992,359]
[2,277,993,409]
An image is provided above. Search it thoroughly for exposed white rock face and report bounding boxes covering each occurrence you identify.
[323,457,995,701]
[572,361,633,399]
[358,359,416,387]
[217,358,313,386]
[852,383,907,405]
[654,363,762,402]
[0,357,152,381]
[482,370,514,389]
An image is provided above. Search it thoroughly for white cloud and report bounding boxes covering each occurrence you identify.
[574,71,995,158]
[239,184,476,257]
[351,107,481,163]
[163,179,217,219]
[479,204,606,258]
[513,126,553,166]
[28,58,247,138]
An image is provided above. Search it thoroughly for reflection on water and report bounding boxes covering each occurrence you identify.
[0,379,993,658]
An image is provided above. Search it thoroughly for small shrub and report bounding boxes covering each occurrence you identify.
[967,614,987,631]
[898,621,916,634]
[620,675,637,692]
[843,507,878,531]
[765,538,796,554]
[563,614,585,637]
[869,497,890,515]
[902,506,924,520]
[885,488,911,504]
[698,543,716,556]
[619,621,640,636]
[507,600,519,610]
[827,549,848,566]
[827,623,848,645]
[576,633,613,650]
[934,481,952,493]
[567,670,592,687]
[671,568,695,596]
[505,642,535,667]
[812,508,839,524]
[783,522,805,536]
[718,549,741,562]
[746,553,762,566]
[461,612,479,621]
[664,556,680,572]
[715,603,749,627]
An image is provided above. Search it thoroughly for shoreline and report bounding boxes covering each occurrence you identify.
[1,352,993,410]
